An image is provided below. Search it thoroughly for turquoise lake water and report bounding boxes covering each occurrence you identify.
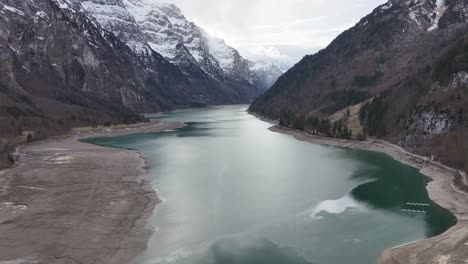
[85,105,455,264]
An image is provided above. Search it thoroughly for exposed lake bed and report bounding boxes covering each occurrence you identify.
[87,106,459,264]
[0,121,184,264]
[0,105,464,264]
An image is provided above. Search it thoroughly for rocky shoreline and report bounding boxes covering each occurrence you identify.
[0,121,185,264]
[269,125,468,264]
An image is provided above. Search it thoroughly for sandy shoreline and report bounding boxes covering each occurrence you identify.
[0,121,185,264]
[269,125,468,264]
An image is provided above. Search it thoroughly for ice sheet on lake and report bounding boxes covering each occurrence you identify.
[310,195,363,219]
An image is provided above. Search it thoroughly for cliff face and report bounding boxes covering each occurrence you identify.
[80,0,267,105]
[249,0,468,171]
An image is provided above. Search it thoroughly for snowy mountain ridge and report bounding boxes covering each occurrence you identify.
[123,0,253,80]
[78,0,280,96]
[248,61,284,91]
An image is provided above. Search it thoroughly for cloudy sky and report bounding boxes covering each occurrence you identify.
[153,0,386,67]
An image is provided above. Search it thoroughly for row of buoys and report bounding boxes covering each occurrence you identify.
[406,202,430,207]
[401,209,426,214]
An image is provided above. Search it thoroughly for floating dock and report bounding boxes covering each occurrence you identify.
[406,202,430,207]
[401,209,427,214]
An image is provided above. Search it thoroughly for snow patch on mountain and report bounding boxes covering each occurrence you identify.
[81,2,131,23]
[54,0,77,12]
[205,35,236,71]
[380,2,393,11]
[397,0,449,31]
[56,0,71,9]
[409,11,421,26]
[428,0,447,31]
[2,5,25,16]
[123,0,199,61]
[80,0,151,53]
[249,60,283,91]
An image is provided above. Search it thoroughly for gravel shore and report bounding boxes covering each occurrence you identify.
[269,125,468,264]
[0,121,185,264]
[1,117,466,264]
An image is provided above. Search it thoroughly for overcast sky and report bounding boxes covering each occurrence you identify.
[153,0,386,66]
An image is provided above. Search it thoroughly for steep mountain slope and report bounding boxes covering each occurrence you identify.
[250,0,468,171]
[0,0,186,136]
[126,0,271,99]
[77,0,228,106]
[81,0,266,104]
[248,61,284,91]
[0,0,275,139]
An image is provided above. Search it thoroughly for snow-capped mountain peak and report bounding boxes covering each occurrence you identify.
[76,0,279,103]
[248,61,283,91]
[205,35,236,71]
[120,0,258,82]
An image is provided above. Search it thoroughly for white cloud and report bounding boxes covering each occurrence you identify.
[248,46,289,60]
[239,45,294,71]
[149,0,386,66]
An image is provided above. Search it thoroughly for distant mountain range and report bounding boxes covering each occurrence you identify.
[0,0,282,136]
[250,0,468,171]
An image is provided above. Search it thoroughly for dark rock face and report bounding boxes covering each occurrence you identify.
[0,0,186,135]
[80,0,266,105]
[250,0,468,171]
